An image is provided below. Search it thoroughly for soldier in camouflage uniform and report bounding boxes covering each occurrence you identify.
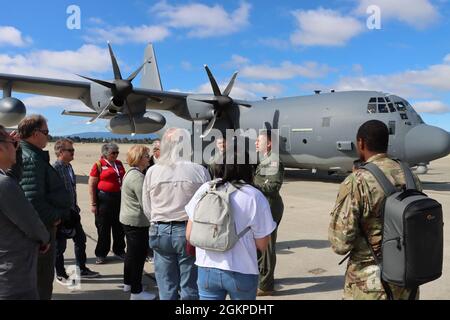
[329,120,421,300]
[254,130,284,295]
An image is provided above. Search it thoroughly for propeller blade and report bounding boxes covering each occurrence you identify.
[234,99,252,108]
[77,74,115,89]
[108,42,123,80]
[223,72,238,97]
[124,98,137,136]
[204,65,222,96]
[127,59,151,82]
[200,113,217,138]
[87,105,110,124]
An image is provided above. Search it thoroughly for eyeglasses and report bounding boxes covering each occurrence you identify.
[36,129,49,136]
[62,148,75,153]
[0,139,19,149]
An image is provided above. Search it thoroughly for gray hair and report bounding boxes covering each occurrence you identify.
[101,142,119,157]
[54,138,73,157]
[158,128,192,166]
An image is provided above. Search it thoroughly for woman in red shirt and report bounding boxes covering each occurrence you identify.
[88,143,126,264]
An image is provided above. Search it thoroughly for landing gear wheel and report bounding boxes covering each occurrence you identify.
[416,165,428,174]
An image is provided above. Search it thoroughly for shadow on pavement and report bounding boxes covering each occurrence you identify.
[277,239,330,253]
[274,275,344,296]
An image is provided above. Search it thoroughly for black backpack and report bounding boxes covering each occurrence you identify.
[361,161,443,298]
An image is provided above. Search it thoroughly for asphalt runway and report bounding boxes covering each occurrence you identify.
[49,143,450,300]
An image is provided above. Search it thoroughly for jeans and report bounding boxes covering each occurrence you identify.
[197,267,259,300]
[149,222,198,300]
[95,191,125,257]
[123,225,149,294]
[55,219,87,276]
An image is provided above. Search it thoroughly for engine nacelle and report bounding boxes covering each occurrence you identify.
[109,111,166,134]
[0,97,26,127]
[186,95,215,121]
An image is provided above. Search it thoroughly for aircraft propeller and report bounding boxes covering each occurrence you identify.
[197,65,251,138]
[77,42,150,135]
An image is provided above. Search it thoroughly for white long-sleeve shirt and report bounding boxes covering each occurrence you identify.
[142,161,210,222]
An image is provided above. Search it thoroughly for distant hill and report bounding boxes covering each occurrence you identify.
[64,132,159,140]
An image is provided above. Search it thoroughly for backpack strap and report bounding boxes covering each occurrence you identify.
[237,226,251,239]
[397,161,417,190]
[96,160,102,175]
[361,163,397,196]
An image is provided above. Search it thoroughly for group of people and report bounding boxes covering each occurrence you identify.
[0,114,285,300]
[0,113,424,300]
[0,115,99,300]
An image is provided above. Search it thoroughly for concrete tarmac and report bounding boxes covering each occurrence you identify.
[49,143,450,300]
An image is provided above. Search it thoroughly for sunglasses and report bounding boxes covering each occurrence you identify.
[110,151,119,155]
[0,139,19,149]
[36,129,49,136]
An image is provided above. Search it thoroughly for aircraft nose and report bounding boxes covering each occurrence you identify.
[404,124,450,164]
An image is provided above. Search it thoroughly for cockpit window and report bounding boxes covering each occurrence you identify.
[378,104,388,113]
[395,102,407,111]
[367,97,397,113]
[368,103,377,113]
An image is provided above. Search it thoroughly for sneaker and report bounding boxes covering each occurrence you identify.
[130,291,156,300]
[80,268,100,278]
[55,274,70,286]
[256,288,274,296]
[114,253,126,260]
[95,257,106,264]
[123,284,131,293]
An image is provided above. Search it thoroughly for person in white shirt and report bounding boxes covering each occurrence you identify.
[185,150,276,300]
[142,128,210,300]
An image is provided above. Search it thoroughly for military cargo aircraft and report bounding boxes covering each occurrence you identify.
[1,43,449,173]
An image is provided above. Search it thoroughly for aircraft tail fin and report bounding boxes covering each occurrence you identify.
[140,43,163,91]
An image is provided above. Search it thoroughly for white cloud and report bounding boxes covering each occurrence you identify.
[229,54,250,67]
[355,0,439,29]
[258,38,290,50]
[181,61,193,71]
[334,57,450,98]
[151,1,251,38]
[22,96,91,111]
[240,61,333,80]
[0,44,110,80]
[413,100,450,114]
[196,80,283,100]
[290,8,365,47]
[0,26,32,47]
[85,25,170,45]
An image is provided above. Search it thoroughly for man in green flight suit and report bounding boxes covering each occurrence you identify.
[329,120,420,300]
[254,130,284,296]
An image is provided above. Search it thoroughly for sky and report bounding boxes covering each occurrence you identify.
[1,0,450,135]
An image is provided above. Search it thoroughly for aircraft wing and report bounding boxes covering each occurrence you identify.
[0,73,90,100]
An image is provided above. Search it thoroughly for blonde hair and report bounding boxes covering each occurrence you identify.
[127,145,150,167]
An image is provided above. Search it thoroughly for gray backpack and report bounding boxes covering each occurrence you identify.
[361,161,443,297]
[189,180,250,252]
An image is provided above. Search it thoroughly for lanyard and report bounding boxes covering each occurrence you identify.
[104,160,122,185]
